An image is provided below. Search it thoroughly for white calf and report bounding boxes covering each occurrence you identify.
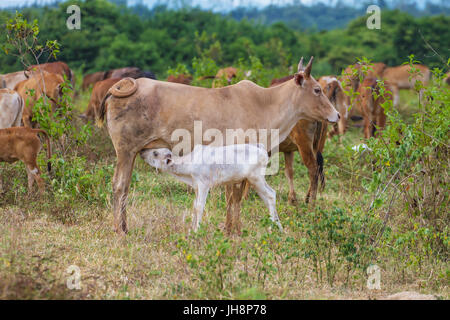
[0,89,23,129]
[140,144,283,232]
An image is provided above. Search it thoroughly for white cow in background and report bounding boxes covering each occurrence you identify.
[0,89,23,129]
[0,71,28,90]
[140,143,283,232]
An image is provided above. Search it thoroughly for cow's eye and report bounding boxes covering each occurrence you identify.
[314,87,321,95]
[153,151,158,157]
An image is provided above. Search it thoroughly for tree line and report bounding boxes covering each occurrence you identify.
[0,0,448,78]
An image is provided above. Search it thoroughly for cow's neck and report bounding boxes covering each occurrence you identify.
[264,80,305,146]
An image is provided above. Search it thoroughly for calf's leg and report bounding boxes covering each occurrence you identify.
[192,182,209,232]
[25,162,44,194]
[249,175,283,231]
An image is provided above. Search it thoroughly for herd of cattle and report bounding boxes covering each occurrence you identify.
[0,58,445,234]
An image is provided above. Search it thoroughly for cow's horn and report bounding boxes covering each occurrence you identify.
[297,57,304,73]
[305,56,314,78]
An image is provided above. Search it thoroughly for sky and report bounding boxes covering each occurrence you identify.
[0,0,440,10]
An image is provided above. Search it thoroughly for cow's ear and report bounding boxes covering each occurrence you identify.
[294,73,305,86]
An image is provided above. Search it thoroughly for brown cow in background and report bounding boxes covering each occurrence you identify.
[0,127,52,194]
[104,67,141,79]
[14,71,65,128]
[82,71,106,91]
[357,77,392,138]
[382,64,430,106]
[27,61,74,88]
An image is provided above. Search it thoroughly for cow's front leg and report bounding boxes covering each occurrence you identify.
[112,152,137,235]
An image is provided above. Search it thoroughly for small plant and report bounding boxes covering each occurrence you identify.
[301,206,379,287]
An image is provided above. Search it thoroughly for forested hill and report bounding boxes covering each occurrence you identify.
[0,0,449,77]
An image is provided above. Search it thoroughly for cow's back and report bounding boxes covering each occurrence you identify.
[383,64,430,89]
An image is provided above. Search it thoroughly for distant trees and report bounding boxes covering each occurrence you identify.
[0,0,448,77]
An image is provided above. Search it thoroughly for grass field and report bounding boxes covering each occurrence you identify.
[0,86,448,300]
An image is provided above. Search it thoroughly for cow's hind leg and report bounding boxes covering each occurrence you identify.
[295,142,318,204]
[284,151,297,205]
[112,152,137,235]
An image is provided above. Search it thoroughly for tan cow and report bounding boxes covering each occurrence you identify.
[81,78,122,121]
[0,89,24,129]
[382,64,430,106]
[0,127,51,194]
[82,71,106,91]
[14,71,65,128]
[0,71,28,90]
[96,57,340,235]
[357,77,393,138]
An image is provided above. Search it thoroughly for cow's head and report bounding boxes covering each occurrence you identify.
[320,77,348,120]
[43,75,65,109]
[140,148,173,170]
[293,57,340,123]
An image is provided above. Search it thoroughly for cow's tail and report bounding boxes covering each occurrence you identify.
[96,92,111,128]
[33,129,52,172]
[313,121,327,193]
[317,151,325,192]
[97,78,138,127]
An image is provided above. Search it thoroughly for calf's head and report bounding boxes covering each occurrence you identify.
[293,57,340,123]
[140,148,173,170]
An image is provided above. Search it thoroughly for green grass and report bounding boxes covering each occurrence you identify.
[0,85,448,300]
